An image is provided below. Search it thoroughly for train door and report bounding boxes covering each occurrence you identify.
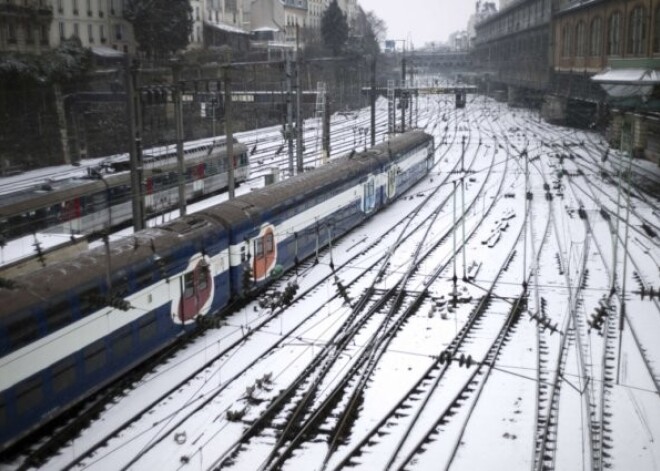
[145,177,154,211]
[178,258,213,323]
[455,92,466,109]
[362,177,376,213]
[253,225,277,282]
[193,163,205,196]
[427,142,435,170]
[387,166,398,200]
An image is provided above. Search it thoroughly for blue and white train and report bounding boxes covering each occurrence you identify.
[0,130,434,452]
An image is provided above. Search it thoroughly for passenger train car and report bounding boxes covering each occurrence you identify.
[0,130,434,452]
[0,139,250,240]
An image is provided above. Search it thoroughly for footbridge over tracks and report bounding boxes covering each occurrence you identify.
[362,84,478,98]
[381,50,473,75]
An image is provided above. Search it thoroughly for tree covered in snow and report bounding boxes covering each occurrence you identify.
[124,0,193,59]
[321,0,349,56]
[0,37,91,85]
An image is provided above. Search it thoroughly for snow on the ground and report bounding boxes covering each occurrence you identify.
[7,92,660,471]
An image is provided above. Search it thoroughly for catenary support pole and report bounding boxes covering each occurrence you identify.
[286,51,294,176]
[370,55,376,147]
[173,61,186,217]
[224,64,235,200]
[127,57,144,230]
[295,24,304,174]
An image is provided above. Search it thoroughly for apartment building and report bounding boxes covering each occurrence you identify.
[51,0,134,53]
[1,0,362,57]
[0,0,52,54]
[282,0,306,43]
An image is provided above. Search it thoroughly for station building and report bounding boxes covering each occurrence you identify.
[473,0,660,164]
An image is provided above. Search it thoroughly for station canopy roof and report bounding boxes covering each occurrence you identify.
[90,46,124,58]
[204,21,250,35]
[592,68,660,98]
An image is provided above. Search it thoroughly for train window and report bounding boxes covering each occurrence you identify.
[45,300,72,332]
[138,314,158,342]
[16,377,44,415]
[113,277,129,298]
[83,341,106,374]
[134,269,154,291]
[255,238,264,257]
[240,246,246,262]
[7,316,39,351]
[79,286,104,315]
[265,233,274,253]
[198,266,209,291]
[112,327,133,358]
[52,357,76,393]
[183,272,194,298]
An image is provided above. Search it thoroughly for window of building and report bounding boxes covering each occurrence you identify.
[73,23,79,37]
[590,17,602,56]
[26,24,34,44]
[628,6,647,55]
[114,23,123,40]
[608,12,621,55]
[57,0,63,13]
[87,0,92,16]
[73,0,78,14]
[7,23,17,44]
[88,23,94,42]
[100,24,106,42]
[40,24,48,44]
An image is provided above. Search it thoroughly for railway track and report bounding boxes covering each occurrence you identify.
[14,96,660,471]
[15,103,467,469]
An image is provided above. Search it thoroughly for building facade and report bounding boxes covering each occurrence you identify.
[474,0,555,103]
[553,0,660,161]
[0,0,52,54]
[50,0,135,53]
[282,0,307,43]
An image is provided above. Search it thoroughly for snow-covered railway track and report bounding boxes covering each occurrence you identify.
[208,111,497,470]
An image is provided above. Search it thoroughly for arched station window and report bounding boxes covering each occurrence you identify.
[654,6,660,53]
[590,17,602,56]
[608,12,621,55]
[628,6,647,55]
[562,24,572,58]
[576,21,586,57]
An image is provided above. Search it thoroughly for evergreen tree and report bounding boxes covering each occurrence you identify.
[321,0,349,56]
[0,37,91,84]
[125,0,193,59]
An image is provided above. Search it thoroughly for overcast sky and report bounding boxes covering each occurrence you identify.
[357,1,476,47]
